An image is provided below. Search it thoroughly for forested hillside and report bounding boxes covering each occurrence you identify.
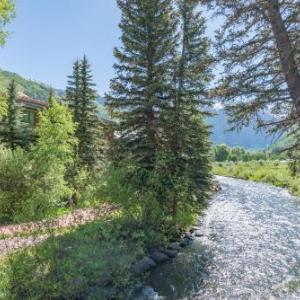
[0,68,64,99]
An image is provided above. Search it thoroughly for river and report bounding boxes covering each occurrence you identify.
[135,176,300,299]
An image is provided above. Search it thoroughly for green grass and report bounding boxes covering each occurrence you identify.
[213,161,300,196]
[0,216,149,299]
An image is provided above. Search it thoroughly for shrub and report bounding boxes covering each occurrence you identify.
[0,101,77,223]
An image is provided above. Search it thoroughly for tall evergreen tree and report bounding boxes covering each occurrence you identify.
[106,0,178,172]
[77,55,99,169]
[162,0,213,219]
[66,59,81,124]
[66,56,100,169]
[202,0,300,155]
[0,79,28,149]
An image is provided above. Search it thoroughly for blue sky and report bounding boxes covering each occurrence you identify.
[0,0,218,95]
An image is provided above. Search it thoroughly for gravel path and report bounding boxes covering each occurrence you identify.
[0,204,117,258]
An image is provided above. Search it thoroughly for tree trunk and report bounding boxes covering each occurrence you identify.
[266,0,300,116]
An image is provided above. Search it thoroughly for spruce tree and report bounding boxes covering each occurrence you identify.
[162,0,213,219]
[0,79,29,149]
[66,56,100,169]
[106,0,178,172]
[66,59,81,124]
[77,55,99,169]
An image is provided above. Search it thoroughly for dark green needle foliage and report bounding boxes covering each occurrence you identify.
[106,0,213,230]
[0,79,29,149]
[161,0,213,221]
[106,0,178,172]
[66,56,102,170]
[66,59,81,124]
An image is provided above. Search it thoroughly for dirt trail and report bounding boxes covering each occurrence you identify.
[0,204,116,258]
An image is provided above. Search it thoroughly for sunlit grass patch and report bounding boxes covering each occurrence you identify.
[213,161,300,196]
[0,216,146,299]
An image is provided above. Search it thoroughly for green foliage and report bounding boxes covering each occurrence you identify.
[0,219,144,299]
[106,0,212,231]
[32,99,77,166]
[213,144,284,162]
[0,0,15,46]
[66,56,104,170]
[0,100,77,223]
[161,0,213,221]
[0,79,30,149]
[0,90,7,117]
[106,0,178,170]
[213,161,300,196]
[0,68,64,100]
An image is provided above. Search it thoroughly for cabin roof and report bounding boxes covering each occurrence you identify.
[18,95,48,109]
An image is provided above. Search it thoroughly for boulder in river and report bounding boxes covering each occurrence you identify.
[150,251,170,263]
[160,248,178,258]
[168,242,181,251]
[180,237,193,247]
[194,230,204,237]
[184,232,194,240]
[133,257,157,275]
[142,286,165,300]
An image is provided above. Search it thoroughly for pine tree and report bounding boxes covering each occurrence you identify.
[0,79,29,149]
[202,0,300,153]
[66,56,101,169]
[162,0,213,219]
[77,55,99,169]
[106,0,178,172]
[66,59,81,124]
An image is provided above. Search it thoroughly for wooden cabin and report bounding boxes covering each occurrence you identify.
[18,95,48,127]
[18,95,114,143]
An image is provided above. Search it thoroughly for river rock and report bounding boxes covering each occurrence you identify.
[194,230,203,237]
[180,237,193,247]
[133,257,157,275]
[160,248,178,258]
[150,251,170,263]
[184,232,194,240]
[168,242,181,251]
[142,286,165,300]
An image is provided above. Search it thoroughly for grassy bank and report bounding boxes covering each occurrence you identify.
[0,215,153,299]
[213,161,300,196]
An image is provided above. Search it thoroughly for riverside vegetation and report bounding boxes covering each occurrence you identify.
[1,0,300,299]
[213,161,300,196]
[0,1,213,298]
[212,145,300,196]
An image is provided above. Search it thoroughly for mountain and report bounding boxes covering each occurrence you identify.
[0,69,274,149]
[0,68,107,119]
[0,69,64,99]
[208,109,274,149]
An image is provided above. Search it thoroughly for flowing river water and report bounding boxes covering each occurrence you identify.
[134,176,300,299]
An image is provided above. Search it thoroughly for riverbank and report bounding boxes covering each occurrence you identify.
[0,206,202,299]
[213,161,300,196]
[135,176,300,299]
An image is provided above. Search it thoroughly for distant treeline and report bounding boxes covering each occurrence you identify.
[213,144,286,162]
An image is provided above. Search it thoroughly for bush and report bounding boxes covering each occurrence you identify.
[0,101,77,223]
